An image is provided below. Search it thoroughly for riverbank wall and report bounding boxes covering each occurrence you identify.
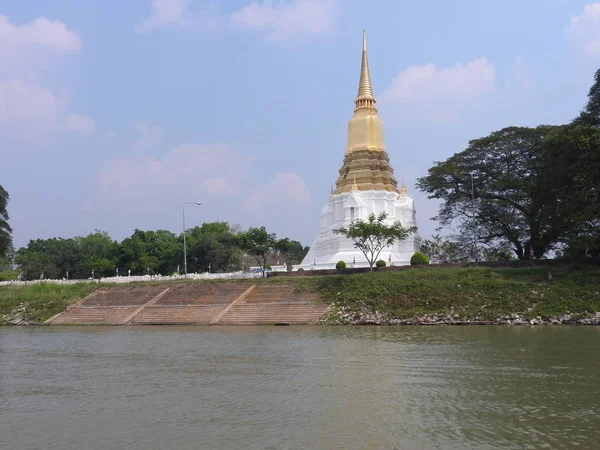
[1,266,599,326]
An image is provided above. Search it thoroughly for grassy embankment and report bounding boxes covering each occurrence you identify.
[1,266,599,325]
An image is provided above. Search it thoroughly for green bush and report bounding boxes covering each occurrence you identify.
[297,268,304,272]
[264,264,272,271]
[376,260,386,268]
[336,261,347,270]
[0,269,19,281]
[410,252,430,265]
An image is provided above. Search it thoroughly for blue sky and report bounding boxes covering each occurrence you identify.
[1,0,599,249]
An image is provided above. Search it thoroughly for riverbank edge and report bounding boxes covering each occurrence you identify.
[319,303,600,326]
[2,266,599,325]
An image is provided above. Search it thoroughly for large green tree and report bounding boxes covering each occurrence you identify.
[0,185,12,259]
[416,126,580,259]
[543,125,600,259]
[334,212,416,271]
[114,229,179,275]
[574,68,600,128]
[186,222,243,273]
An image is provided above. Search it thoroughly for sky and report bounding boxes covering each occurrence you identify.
[1,0,600,249]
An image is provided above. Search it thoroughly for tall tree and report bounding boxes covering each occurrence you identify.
[0,184,12,259]
[237,226,276,277]
[416,126,578,259]
[574,68,600,128]
[186,222,243,273]
[334,212,416,271]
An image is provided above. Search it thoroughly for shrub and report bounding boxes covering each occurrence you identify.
[376,260,386,268]
[336,260,347,270]
[410,252,430,265]
[297,268,304,272]
[264,264,272,271]
[0,269,18,281]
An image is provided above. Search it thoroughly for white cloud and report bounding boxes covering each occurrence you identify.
[135,0,220,33]
[62,113,96,134]
[380,58,495,122]
[243,171,310,212]
[131,120,164,149]
[0,79,95,136]
[565,2,600,58]
[0,15,92,137]
[0,14,82,75]
[135,0,190,32]
[230,0,335,42]
[98,143,253,198]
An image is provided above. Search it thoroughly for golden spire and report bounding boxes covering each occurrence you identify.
[355,30,375,110]
[400,179,407,194]
[357,30,373,99]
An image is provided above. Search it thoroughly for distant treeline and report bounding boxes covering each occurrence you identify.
[1,222,308,281]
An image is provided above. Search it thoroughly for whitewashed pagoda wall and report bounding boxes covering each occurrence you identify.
[298,189,421,270]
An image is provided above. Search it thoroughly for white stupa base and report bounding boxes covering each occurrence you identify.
[297,189,421,270]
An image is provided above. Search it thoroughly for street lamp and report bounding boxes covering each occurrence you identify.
[183,202,202,278]
[470,171,478,263]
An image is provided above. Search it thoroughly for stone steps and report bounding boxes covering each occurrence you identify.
[129,305,225,324]
[219,304,329,324]
[47,283,330,325]
[49,307,139,325]
[83,286,166,307]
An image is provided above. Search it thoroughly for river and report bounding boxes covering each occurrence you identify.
[1,326,599,449]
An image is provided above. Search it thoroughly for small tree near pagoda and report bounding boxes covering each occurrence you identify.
[237,226,277,277]
[334,212,416,271]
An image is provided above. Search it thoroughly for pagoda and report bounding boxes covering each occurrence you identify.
[299,31,420,269]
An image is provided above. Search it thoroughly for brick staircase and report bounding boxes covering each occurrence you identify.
[48,286,167,325]
[218,284,329,325]
[47,282,329,325]
[129,283,253,325]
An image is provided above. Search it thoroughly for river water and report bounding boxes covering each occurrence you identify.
[1,326,599,450]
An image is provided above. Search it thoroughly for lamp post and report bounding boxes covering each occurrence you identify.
[470,171,478,263]
[183,202,202,278]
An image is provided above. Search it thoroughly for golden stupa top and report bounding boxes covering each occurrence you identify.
[333,31,400,195]
[357,30,374,100]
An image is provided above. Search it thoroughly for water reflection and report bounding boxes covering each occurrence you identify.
[1,326,599,449]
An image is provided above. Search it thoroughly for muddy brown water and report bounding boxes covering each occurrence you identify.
[1,326,599,449]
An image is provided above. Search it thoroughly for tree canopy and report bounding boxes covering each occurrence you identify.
[334,212,416,270]
[416,125,600,259]
[0,185,12,260]
[237,226,277,276]
[574,68,600,128]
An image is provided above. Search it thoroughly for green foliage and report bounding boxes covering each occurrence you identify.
[186,222,243,273]
[336,260,346,270]
[334,212,416,271]
[574,68,600,128]
[275,238,308,272]
[237,226,277,275]
[264,264,272,271]
[0,269,18,281]
[420,234,470,263]
[11,222,305,280]
[313,266,600,322]
[416,126,599,260]
[410,252,429,265]
[376,260,386,268]
[0,184,12,259]
[0,282,98,324]
[297,268,304,272]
